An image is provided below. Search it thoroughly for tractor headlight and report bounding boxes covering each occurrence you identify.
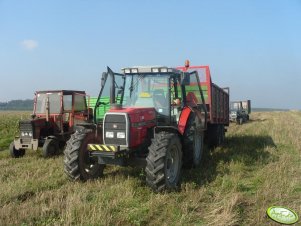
[21,132,25,136]
[105,131,114,138]
[117,132,125,139]
[152,68,159,73]
[131,68,138,73]
[28,132,32,137]
[124,69,131,74]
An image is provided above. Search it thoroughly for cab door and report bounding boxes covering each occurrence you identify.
[93,67,125,123]
[184,71,207,130]
[73,92,89,126]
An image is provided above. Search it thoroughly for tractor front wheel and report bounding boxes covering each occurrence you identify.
[42,138,59,158]
[146,132,182,192]
[64,128,104,181]
[10,142,25,158]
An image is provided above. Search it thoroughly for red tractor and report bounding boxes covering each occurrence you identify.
[64,65,211,192]
[10,90,91,158]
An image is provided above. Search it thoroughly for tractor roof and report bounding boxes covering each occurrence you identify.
[35,90,86,95]
[121,66,182,75]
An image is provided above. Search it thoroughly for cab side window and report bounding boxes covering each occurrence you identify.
[185,73,202,106]
[63,95,72,111]
[74,94,86,112]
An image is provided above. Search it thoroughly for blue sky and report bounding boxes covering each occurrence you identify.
[0,0,300,109]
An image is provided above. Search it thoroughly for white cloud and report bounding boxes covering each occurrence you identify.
[21,39,38,50]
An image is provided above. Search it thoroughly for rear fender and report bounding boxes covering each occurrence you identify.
[74,123,96,132]
[178,107,192,135]
[154,126,179,136]
[74,123,102,142]
[46,135,57,140]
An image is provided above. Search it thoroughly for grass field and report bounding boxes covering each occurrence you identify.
[0,111,300,225]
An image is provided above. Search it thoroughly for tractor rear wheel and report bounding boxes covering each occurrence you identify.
[64,128,104,181]
[42,138,59,158]
[146,132,182,192]
[237,117,243,125]
[183,114,204,168]
[10,142,25,158]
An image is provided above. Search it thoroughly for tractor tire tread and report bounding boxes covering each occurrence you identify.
[145,132,182,192]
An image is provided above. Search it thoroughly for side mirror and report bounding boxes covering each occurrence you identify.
[181,73,190,86]
[101,72,107,87]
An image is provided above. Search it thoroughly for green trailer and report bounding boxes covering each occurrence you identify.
[87,97,111,122]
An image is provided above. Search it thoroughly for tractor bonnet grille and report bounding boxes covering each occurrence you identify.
[19,121,34,142]
[20,121,33,132]
[103,114,128,146]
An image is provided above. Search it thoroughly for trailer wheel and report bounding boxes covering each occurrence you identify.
[216,125,225,145]
[220,125,225,144]
[42,138,59,158]
[183,114,204,167]
[64,128,104,181]
[9,142,25,158]
[146,132,182,192]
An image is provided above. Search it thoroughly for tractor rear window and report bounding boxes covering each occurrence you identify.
[36,93,61,114]
[63,95,72,111]
[74,94,86,112]
[185,73,203,105]
[186,68,207,82]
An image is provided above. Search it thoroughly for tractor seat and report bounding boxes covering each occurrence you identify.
[186,92,199,107]
[153,89,168,117]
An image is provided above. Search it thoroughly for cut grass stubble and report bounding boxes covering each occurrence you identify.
[0,111,300,225]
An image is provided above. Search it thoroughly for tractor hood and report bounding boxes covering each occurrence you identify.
[108,107,156,124]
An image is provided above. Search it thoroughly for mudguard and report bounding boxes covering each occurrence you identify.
[178,107,192,135]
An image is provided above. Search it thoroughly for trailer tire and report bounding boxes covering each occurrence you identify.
[42,138,59,158]
[146,132,182,192]
[220,125,225,144]
[64,128,104,181]
[10,142,25,158]
[216,125,225,145]
[206,124,222,147]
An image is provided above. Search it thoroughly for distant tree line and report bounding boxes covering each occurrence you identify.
[0,99,33,111]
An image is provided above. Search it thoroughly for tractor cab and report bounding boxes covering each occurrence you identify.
[121,67,183,126]
[10,90,91,158]
[94,66,207,128]
[34,90,90,133]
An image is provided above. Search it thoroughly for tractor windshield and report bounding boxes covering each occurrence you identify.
[123,74,170,116]
[230,102,242,111]
[35,92,61,114]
